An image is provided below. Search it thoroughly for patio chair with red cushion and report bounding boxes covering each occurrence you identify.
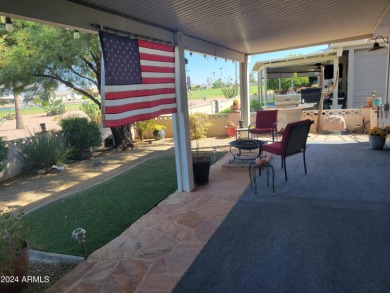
[248,110,279,141]
[261,119,314,181]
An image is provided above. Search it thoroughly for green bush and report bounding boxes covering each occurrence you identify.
[2,113,16,120]
[80,101,101,124]
[59,117,102,160]
[221,85,238,99]
[18,133,73,170]
[0,137,9,172]
[43,96,66,116]
[133,119,153,141]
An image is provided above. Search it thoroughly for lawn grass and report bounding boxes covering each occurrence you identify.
[186,85,258,100]
[25,152,225,256]
[0,103,83,117]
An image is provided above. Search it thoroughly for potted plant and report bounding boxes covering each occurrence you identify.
[367,126,390,149]
[133,119,153,141]
[189,113,213,185]
[230,98,240,112]
[151,124,167,140]
[0,209,29,293]
[225,120,238,137]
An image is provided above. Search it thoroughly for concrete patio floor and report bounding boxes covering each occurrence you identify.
[47,133,370,293]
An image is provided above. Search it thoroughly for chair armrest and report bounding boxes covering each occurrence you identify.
[248,122,256,137]
[271,122,277,142]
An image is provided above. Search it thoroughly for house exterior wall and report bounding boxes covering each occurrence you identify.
[353,49,387,108]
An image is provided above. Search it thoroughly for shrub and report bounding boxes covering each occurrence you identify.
[367,126,390,138]
[221,85,238,99]
[189,113,213,140]
[59,117,102,160]
[80,101,101,124]
[133,119,153,141]
[18,133,73,170]
[0,137,9,172]
[0,209,29,275]
[43,96,66,116]
[2,113,16,120]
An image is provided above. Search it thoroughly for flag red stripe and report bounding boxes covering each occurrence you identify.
[104,108,177,127]
[139,53,174,63]
[141,65,174,73]
[139,40,175,52]
[105,98,177,114]
[106,88,175,100]
[142,77,175,84]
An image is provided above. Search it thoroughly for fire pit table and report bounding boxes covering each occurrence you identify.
[228,139,266,164]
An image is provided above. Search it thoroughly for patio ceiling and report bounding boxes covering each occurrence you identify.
[2,0,390,60]
[67,0,390,54]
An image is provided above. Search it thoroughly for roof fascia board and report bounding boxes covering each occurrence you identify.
[181,35,245,63]
[0,0,174,43]
[253,54,338,72]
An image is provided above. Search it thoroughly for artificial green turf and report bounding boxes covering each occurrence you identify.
[187,85,258,100]
[25,152,225,256]
[0,103,84,117]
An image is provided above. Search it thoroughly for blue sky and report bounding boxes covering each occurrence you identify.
[185,44,329,85]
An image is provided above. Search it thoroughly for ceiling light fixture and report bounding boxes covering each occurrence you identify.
[5,17,14,32]
[369,35,387,51]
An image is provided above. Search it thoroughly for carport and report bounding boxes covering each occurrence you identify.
[1,0,390,191]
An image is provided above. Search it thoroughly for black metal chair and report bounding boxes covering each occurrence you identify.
[261,119,314,181]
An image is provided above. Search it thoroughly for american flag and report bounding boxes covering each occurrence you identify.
[99,31,177,127]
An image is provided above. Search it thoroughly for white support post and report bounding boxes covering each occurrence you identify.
[240,55,250,127]
[263,67,268,105]
[347,49,355,109]
[173,31,194,192]
[257,71,262,109]
[332,57,339,109]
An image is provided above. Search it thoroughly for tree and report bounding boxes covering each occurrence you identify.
[0,23,34,129]
[0,20,135,150]
[249,72,257,85]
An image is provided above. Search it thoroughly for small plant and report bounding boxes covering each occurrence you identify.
[151,124,167,132]
[232,98,239,106]
[133,119,153,141]
[189,113,213,160]
[59,116,102,160]
[367,126,390,138]
[221,85,238,99]
[18,132,73,170]
[0,137,8,172]
[0,209,29,275]
[80,101,102,124]
[2,113,16,120]
[43,96,66,116]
